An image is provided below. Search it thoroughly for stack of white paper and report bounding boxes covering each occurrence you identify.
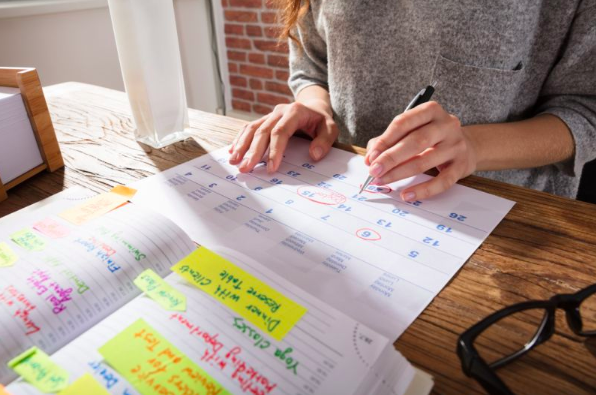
[0,87,43,183]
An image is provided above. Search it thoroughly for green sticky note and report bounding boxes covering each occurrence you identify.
[0,242,18,267]
[133,269,186,311]
[8,346,69,393]
[99,319,230,395]
[58,373,109,395]
[11,229,47,252]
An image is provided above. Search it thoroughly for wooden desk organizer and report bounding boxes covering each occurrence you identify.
[0,67,64,202]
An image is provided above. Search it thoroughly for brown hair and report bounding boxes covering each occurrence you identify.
[275,0,309,44]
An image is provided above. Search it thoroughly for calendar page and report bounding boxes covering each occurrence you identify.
[132,137,515,339]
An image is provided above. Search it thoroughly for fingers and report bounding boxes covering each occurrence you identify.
[229,116,267,165]
[309,118,339,162]
[372,144,454,185]
[238,113,283,173]
[365,137,378,166]
[366,101,445,163]
[268,107,305,173]
[400,162,464,202]
[369,122,446,179]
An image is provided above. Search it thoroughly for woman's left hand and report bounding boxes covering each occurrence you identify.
[364,101,478,202]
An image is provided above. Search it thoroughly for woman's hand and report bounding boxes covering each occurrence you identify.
[229,100,339,174]
[364,101,478,201]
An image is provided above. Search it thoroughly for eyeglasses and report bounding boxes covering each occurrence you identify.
[457,283,596,395]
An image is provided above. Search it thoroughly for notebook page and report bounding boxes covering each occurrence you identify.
[6,246,400,395]
[0,188,195,384]
[131,137,515,339]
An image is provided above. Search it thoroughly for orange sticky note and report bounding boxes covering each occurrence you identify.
[110,185,137,199]
[0,384,11,395]
[59,192,129,226]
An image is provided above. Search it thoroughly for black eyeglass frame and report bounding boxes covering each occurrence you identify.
[457,283,596,395]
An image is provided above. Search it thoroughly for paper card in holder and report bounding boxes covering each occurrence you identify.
[0,67,64,202]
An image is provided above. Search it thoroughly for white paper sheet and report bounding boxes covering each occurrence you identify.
[0,188,196,384]
[0,87,44,183]
[132,137,515,339]
[6,247,414,395]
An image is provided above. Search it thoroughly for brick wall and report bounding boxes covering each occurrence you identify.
[222,0,293,115]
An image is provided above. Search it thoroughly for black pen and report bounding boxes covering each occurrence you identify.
[358,85,435,194]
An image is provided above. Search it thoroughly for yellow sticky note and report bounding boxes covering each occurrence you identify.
[0,384,11,395]
[59,192,129,226]
[99,319,230,395]
[134,269,186,311]
[10,229,47,252]
[58,373,108,395]
[111,185,137,199]
[8,346,69,393]
[0,242,18,267]
[172,247,307,341]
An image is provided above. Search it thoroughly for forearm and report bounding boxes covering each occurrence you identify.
[464,114,575,171]
[296,85,333,118]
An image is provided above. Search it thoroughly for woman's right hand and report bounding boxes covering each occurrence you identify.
[228,100,339,174]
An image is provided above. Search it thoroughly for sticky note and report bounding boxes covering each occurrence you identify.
[8,346,69,393]
[59,192,129,226]
[172,247,307,341]
[33,218,70,239]
[111,185,137,199]
[58,373,109,395]
[11,229,47,252]
[0,242,18,267]
[134,269,186,311]
[0,384,10,395]
[99,319,230,395]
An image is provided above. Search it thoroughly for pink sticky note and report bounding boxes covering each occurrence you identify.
[33,218,70,239]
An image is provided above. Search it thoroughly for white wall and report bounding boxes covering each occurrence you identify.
[0,0,223,113]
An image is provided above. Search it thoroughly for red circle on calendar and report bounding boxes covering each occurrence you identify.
[297,186,347,205]
[356,228,382,241]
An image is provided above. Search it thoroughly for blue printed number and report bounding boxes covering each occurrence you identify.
[361,231,371,238]
[285,200,294,205]
[351,194,367,201]
[287,170,301,177]
[201,164,211,170]
[423,237,440,247]
[409,251,419,258]
[208,183,217,188]
[449,212,467,222]
[270,178,282,185]
[236,195,246,201]
[317,181,332,188]
[436,224,453,233]
[226,175,237,181]
[321,215,330,220]
[377,219,392,228]
[333,174,347,180]
[391,208,409,216]
[266,209,273,213]
[407,200,422,207]
[302,163,315,169]
[337,204,352,212]
[254,186,263,191]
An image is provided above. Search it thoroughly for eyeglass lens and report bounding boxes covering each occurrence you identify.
[474,307,548,366]
[580,291,596,334]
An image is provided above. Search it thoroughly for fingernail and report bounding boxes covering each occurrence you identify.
[230,152,239,163]
[267,159,275,174]
[239,157,249,169]
[312,147,323,160]
[402,192,416,201]
[370,178,382,186]
[369,150,380,162]
[370,163,383,177]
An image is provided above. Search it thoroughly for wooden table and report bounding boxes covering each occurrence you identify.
[2,82,595,394]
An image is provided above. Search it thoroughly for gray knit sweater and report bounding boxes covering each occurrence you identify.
[288,1,596,199]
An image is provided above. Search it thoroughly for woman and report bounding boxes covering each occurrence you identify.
[229,1,595,201]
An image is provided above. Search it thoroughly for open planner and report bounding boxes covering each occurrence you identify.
[0,138,514,394]
[0,187,431,395]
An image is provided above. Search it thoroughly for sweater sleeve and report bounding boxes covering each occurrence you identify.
[288,6,329,97]
[536,2,596,178]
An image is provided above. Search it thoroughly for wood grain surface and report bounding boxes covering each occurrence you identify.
[1,82,595,395]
